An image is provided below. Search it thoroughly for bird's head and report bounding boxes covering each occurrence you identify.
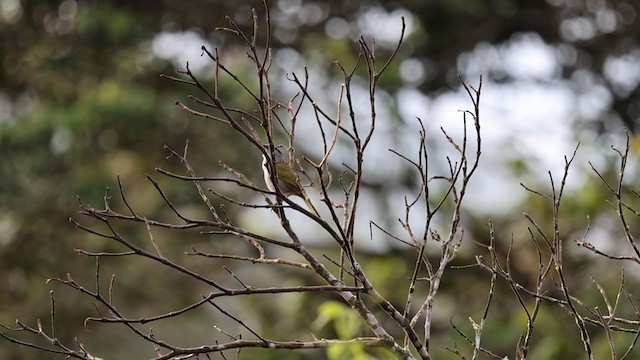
[262,144,287,162]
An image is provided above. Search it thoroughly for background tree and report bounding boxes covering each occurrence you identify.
[1,0,640,359]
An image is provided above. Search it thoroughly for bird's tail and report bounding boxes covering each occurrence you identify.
[303,196,319,217]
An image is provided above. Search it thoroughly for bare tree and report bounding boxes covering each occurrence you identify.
[458,133,640,360]
[3,2,640,360]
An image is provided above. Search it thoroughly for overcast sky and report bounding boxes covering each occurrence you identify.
[150,6,634,251]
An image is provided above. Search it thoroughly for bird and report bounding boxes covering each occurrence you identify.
[262,145,319,216]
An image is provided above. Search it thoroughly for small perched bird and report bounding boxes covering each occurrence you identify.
[262,145,319,216]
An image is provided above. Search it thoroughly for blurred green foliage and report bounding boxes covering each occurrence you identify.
[2,0,640,359]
